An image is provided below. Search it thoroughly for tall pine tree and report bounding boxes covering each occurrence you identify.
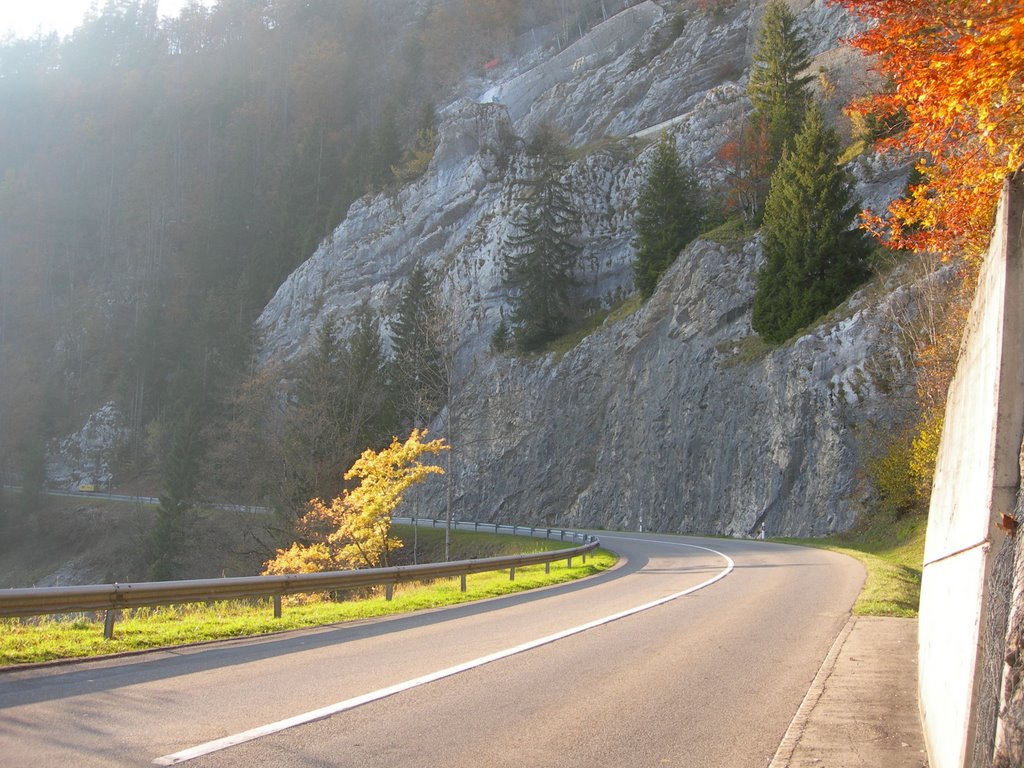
[149,406,202,580]
[286,316,346,506]
[503,123,581,351]
[632,133,703,299]
[752,102,870,344]
[342,306,392,452]
[283,309,393,516]
[747,0,813,170]
[390,261,447,427]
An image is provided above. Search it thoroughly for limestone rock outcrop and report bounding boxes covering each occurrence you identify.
[256,0,914,536]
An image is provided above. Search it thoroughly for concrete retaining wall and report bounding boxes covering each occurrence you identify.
[919,176,1024,767]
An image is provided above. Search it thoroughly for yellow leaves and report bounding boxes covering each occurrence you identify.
[910,414,944,498]
[263,430,448,578]
[262,543,337,576]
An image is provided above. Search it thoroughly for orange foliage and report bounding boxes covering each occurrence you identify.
[714,116,772,222]
[841,0,1024,256]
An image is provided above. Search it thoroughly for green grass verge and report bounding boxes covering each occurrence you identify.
[700,216,757,245]
[775,511,926,618]
[0,534,616,666]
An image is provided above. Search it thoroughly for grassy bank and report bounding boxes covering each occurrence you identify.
[776,511,926,618]
[0,529,616,666]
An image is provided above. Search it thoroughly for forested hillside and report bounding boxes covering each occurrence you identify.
[0,0,611,525]
[3,0,1015,584]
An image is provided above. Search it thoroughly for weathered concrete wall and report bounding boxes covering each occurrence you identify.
[919,176,1024,768]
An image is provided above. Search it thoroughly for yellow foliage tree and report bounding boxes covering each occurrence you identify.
[910,413,944,500]
[263,430,448,576]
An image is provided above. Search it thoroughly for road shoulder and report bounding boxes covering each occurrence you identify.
[769,615,929,767]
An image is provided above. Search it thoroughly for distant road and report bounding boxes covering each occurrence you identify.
[0,533,863,767]
[45,488,160,505]
[2,485,267,513]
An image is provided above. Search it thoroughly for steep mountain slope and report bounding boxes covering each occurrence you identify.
[256,0,918,536]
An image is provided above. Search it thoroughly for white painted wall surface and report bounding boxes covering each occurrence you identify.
[919,177,1024,768]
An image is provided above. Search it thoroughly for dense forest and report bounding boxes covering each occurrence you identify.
[0,0,619,546]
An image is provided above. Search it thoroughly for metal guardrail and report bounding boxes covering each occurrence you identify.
[0,520,598,639]
[394,517,590,543]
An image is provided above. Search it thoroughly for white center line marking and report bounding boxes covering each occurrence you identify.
[153,539,734,766]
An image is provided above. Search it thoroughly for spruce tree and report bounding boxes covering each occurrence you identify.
[149,407,202,580]
[747,0,813,169]
[503,123,581,351]
[632,133,703,299]
[390,262,446,427]
[752,102,870,344]
[284,309,394,513]
[343,307,391,449]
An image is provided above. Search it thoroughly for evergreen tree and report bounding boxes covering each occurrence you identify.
[390,262,447,427]
[149,406,202,580]
[632,133,703,299]
[747,0,813,169]
[751,102,870,344]
[281,316,346,511]
[503,123,582,351]
[341,306,393,453]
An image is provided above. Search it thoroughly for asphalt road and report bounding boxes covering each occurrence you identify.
[0,533,864,767]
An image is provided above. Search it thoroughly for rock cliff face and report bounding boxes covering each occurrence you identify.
[46,402,128,490]
[412,236,924,537]
[257,0,917,536]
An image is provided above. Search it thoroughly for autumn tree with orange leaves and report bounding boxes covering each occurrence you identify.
[838,0,1018,514]
[840,0,1024,256]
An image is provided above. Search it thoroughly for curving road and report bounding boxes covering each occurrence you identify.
[0,533,863,767]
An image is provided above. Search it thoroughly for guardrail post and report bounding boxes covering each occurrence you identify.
[460,574,467,592]
[385,584,394,601]
[273,595,282,618]
[509,567,515,581]
[583,552,587,564]
[567,556,573,568]
[545,561,551,574]
[103,610,117,640]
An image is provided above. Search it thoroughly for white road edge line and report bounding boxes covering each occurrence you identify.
[153,539,734,766]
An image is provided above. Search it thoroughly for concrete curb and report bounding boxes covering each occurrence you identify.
[769,616,857,767]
